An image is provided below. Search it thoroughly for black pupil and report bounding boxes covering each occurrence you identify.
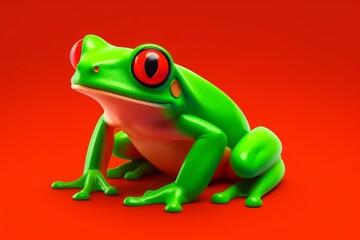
[144,53,158,78]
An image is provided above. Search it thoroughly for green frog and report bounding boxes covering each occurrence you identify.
[52,35,285,212]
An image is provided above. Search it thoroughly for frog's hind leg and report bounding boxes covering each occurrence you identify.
[212,127,285,207]
[212,179,253,204]
[245,158,285,207]
[107,131,160,180]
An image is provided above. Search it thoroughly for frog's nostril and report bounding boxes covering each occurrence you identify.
[70,39,83,69]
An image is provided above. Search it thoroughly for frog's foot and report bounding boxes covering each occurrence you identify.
[107,159,159,180]
[211,179,252,204]
[107,160,141,178]
[123,183,188,213]
[245,197,263,207]
[220,127,285,207]
[214,159,285,207]
[52,170,118,200]
[244,159,285,207]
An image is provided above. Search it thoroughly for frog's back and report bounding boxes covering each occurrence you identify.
[176,65,250,148]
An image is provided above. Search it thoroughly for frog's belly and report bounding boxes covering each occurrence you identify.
[129,136,194,176]
[128,134,232,180]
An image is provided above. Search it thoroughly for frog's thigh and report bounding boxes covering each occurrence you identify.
[113,131,143,159]
[230,127,282,179]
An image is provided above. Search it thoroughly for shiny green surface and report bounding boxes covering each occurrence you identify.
[52,35,285,212]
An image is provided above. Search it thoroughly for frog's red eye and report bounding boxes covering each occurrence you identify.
[70,39,83,69]
[132,49,170,87]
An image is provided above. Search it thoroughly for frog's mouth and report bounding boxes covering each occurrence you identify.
[72,84,174,127]
[71,84,169,108]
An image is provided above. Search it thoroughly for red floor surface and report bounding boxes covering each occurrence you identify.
[1,1,359,239]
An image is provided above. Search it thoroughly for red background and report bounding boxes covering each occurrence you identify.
[1,0,359,239]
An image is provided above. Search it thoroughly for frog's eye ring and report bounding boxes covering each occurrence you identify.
[132,49,170,87]
[70,39,83,69]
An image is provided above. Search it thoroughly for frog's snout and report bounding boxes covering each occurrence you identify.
[70,39,83,69]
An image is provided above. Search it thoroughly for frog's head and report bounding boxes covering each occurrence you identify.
[70,35,186,116]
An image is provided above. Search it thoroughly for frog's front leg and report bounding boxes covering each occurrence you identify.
[123,114,227,212]
[212,127,285,207]
[52,115,118,200]
[107,131,160,180]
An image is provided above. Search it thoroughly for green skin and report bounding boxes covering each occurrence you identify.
[52,35,285,212]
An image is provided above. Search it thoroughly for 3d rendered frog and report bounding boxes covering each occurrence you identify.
[52,35,285,212]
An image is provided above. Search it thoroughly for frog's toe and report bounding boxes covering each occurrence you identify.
[123,196,145,206]
[107,168,125,178]
[73,191,90,200]
[124,171,140,180]
[211,193,231,204]
[104,187,119,196]
[51,178,84,189]
[165,200,182,213]
[51,181,63,188]
[245,197,263,207]
[124,190,164,206]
